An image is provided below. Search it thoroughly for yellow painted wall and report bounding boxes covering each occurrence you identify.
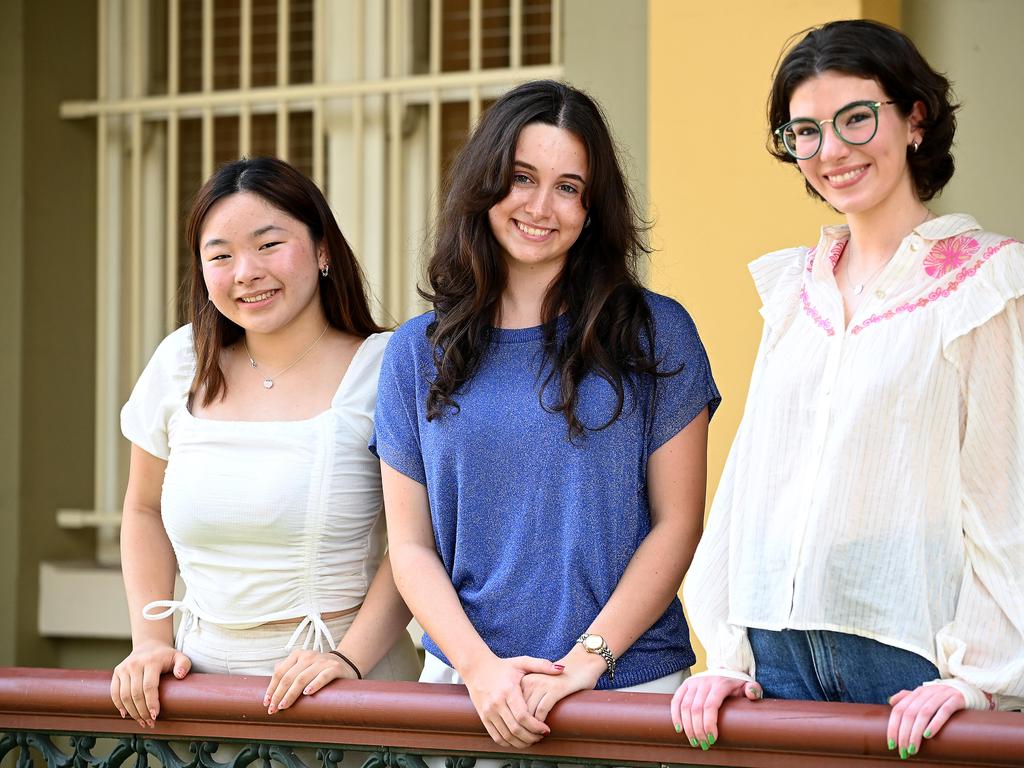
[648,0,900,671]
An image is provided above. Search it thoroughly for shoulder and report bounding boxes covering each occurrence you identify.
[641,290,712,363]
[643,290,699,335]
[389,311,435,345]
[143,324,196,382]
[748,245,807,305]
[921,216,1024,348]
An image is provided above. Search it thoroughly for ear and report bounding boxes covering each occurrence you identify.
[317,244,328,271]
[908,100,927,144]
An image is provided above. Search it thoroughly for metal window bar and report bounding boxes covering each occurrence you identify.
[59,0,563,545]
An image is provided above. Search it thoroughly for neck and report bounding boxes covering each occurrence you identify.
[844,181,929,269]
[498,259,562,328]
[242,310,330,369]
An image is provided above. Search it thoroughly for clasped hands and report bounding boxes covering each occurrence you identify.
[463,649,607,749]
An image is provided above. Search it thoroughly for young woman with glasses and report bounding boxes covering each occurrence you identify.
[672,19,1024,758]
[373,80,720,750]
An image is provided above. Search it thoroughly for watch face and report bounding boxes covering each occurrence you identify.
[583,635,604,651]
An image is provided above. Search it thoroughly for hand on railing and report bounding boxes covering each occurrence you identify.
[110,641,192,729]
[460,655,562,750]
[670,673,762,751]
[264,649,359,715]
[887,683,967,759]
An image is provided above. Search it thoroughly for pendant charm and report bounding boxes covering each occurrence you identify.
[263,379,274,389]
[249,359,257,368]
[853,284,864,296]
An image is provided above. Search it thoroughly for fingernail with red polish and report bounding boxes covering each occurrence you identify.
[303,687,312,695]
[553,664,565,671]
[150,710,157,721]
[263,696,270,706]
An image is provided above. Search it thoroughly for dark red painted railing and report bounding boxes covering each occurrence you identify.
[1,667,1022,767]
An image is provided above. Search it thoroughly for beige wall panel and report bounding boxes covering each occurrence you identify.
[648,0,873,508]
[18,0,99,667]
[648,0,899,671]
[0,0,25,667]
[905,0,1024,238]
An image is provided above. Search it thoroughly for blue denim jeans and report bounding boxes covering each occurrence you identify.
[748,628,939,704]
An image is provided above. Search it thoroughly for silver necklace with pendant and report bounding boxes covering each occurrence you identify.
[242,323,330,389]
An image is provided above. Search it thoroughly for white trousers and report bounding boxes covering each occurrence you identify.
[180,612,422,680]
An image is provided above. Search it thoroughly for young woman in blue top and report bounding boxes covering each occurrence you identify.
[372,80,720,749]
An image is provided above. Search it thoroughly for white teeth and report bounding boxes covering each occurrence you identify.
[240,290,276,303]
[516,221,551,237]
[829,168,865,183]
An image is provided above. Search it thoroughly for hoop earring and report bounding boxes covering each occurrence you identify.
[320,264,329,278]
[912,140,920,153]
[584,216,591,229]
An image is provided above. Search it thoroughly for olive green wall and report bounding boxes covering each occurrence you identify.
[905,0,1023,237]
[563,0,647,209]
[15,0,99,667]
[0,0,25,668]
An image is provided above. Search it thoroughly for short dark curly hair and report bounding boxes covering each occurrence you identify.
[767,19,959,203]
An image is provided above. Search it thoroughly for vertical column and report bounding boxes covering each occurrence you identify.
[166,0,181,333]
[201,0,214,178]
[239,0,253,156]
[276,0,291,160]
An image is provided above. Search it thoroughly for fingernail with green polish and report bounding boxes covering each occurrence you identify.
[908,744,917,755]
[700,740,708,751]
[674,723,681,734]
[924,729,932,739]
[888,738,895,750]
[900,747,907,760]
[689,737,698,748]
[708,733,716,746]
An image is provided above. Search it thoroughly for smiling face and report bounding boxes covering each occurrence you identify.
[788,71,923,217]
[199,191,327,337]
[487,122,589,276]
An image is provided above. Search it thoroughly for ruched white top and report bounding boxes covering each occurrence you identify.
[120,325,393,652]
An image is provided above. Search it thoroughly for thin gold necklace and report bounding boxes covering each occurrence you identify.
[242,323,330,390]
[845,210,933,296]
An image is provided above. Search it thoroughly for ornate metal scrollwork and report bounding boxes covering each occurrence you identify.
[0,734,594,768]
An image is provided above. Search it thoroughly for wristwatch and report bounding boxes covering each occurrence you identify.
[576,633,616,681]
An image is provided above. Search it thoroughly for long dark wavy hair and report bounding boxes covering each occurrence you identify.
[422,80,665,438]
[184,156,384,408]
[767,19,958,202]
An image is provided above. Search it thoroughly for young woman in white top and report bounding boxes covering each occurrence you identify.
[672,19,1024,759]
[112,157,420,730]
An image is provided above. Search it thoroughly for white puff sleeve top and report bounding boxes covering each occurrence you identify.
[120,325,393,652]
[684,214,1024,709]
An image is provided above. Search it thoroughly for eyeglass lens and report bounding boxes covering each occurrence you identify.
[783,102,879,159]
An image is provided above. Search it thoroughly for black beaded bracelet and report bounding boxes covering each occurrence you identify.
[328,650,363,680]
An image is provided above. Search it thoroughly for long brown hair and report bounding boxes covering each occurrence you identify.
[423,80,667,438]
[184,156,384,407]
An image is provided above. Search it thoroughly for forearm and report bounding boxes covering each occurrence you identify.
[120,505,178,648]
[334,553,413,674]
[390,539,495,675]
[585,516,699,659]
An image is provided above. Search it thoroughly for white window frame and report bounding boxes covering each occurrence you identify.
[57,0,564,563]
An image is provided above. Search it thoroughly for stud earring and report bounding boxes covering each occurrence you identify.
[320,264,329,278]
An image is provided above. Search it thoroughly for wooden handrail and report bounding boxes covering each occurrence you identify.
[1,667,1021,766]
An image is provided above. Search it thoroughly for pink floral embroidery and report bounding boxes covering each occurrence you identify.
[850,239,1017,335]
[801,287,835,336]
[805,239,847,274]
[923,235,980,278]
